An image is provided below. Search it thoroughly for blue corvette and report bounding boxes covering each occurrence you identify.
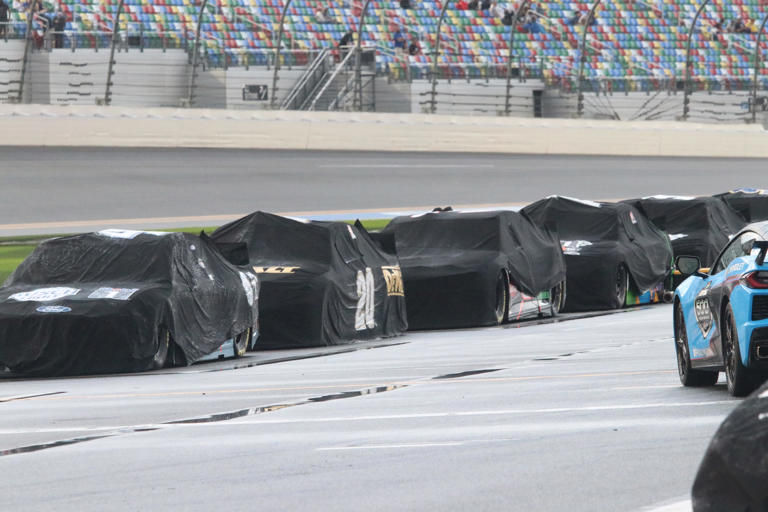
[674,221,768,396]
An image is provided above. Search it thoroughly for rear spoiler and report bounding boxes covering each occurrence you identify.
[755,240,768,266]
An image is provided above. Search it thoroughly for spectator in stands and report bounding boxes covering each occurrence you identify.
[456,1,469,10]
[315,6,334,24]
[501,8,515,26]
[566,10,580,26]
[399,0,411,8]
[481,0,491,10]
[408,37,421,56]
[0,0,9,40]
[338,29,354,59]
[579,11,596,26]
[490,1,505,19]
[523,14,541,34]
[393,28,406,52]
[468,0,479,9]
[52,9,65,48]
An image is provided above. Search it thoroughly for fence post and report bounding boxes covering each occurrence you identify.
[429,1,451,114]
[576,0,601,117]
[17,0,40,103]
[270,0,293,109]
[104,0,125,106]
[751,13,768,123]
[504,0,531,115]
[683,0,710,120]
[353,0,374,111]
[186,0,209,107]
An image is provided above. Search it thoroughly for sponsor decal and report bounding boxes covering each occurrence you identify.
[253,266,300,274]
[9,287,80,302]
[87,287,139,300]
[381,266,405,296]
[694,284,713,338]
[691,348,708,359]
[560,240,592,256]
[238,271,258,307]
[355,268,376,330]
[97,229,170,239]
[728,262,747,274]
[36,305,72,313]
[669,234,688,241]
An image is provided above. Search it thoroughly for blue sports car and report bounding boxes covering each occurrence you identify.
[674,221,768,396]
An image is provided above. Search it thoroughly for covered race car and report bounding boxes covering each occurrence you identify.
[673,221,768,396]
[715,188,768,223]
[622,195,745,267]
[522,196,672,312]
[691,379,768,510]
[211,211,407,349]
[377,210,566,330]
[0,229,259,376]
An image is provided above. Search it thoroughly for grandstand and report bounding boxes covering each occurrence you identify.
[2,0,768,120]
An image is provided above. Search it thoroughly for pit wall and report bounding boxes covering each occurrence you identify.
[1,104,766,158]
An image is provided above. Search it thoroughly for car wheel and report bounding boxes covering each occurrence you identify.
[151,330,170,370]
[494,271,509,325]
[675,303,718,387]
[549,280,566,316]
[613,264,628,309]
[233,328,250,358]
[723,303,759,397]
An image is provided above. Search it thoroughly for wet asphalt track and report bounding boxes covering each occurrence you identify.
[1,148,767,235]
[1,148,762,510]
[0,306,738,511]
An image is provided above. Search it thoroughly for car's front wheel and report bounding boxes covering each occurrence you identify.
[151,330,170,370]
[613,264,628,309]
[494,271,509,325]
[723,303,760,397]
[549,280,566,316]
[675,303,718,387]
[233,328,251,357]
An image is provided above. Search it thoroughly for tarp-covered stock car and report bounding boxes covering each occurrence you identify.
[673,221,768,396]
[623,195,745,268]
[376,210,566,330]
[522,196,673,312]
[0,230,259,376]
[211,212,407,349]
[715,188,768,223]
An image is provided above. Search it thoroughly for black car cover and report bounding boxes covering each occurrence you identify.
[211,212,407,349]
[379,210,566,329]
[522,196,672,312]
[692,380,768,511]
[715,188,768,223]
[622,195,746,267]
[0,230,258,376]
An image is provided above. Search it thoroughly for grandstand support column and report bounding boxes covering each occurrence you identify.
[576,0,601,117]
[104,0,126,106]
[270,0,293,109]
[504,0,531,115]
[17,0,40,103]
[186,0,209,107]
[751,13,768,123]
[354,0,374,111]
[429,1,451,114]
[683,0,710,120]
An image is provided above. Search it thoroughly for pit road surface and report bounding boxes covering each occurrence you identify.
[0,306,736,511]
[1,148,765,234]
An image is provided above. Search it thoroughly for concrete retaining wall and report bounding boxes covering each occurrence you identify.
[0,104,766,157]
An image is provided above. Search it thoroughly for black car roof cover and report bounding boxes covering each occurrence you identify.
[0,230,258,376]
[622,195,746,267]
[212,212,407,348]
[715,188,768,223]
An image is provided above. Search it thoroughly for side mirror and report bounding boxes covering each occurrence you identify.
[676,255,704,277]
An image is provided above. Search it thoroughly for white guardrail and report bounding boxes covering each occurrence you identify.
[0,104,767,157]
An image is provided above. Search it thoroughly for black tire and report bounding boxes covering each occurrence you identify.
[494,271,509,325]
[151,330,170,370]
[723,303,760,397]
[613,264,629,309]
[675,303,718,387]
[549,280,566,316]
[233,328,250,358]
